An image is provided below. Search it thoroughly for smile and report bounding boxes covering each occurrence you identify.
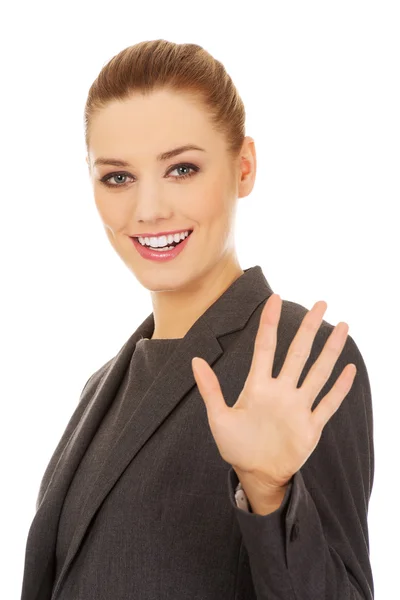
[130,230,193,262]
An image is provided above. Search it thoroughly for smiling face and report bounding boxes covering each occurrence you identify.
[86,88,256,296]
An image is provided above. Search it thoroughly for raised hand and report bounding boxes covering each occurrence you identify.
[191,293,357,492]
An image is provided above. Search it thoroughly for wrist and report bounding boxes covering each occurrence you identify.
[234,469,290,516]
[246,484,288,515]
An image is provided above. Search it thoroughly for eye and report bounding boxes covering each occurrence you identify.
[100,172,133,188]
[168,163,199,181]
[99,162,199,188]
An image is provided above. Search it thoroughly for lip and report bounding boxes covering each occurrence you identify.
[130,230,193,262]
[132,228,193,238]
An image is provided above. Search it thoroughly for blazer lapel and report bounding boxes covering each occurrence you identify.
[26,265,273,600]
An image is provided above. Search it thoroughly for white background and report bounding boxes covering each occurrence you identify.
[1,1,398,598]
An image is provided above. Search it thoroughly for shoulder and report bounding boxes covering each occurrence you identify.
[250,296,370,390]
[35,355,116,510]
[80,355,115,399]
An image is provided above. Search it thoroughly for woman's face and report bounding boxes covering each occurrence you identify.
[86,88,255,293]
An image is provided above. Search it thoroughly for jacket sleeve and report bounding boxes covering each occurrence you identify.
[226,333,374,599]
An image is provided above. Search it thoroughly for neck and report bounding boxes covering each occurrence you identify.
[150,256,244,340]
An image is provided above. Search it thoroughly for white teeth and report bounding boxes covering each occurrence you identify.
[137,230,191,247]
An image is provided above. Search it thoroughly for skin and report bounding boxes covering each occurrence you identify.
[86,88,256,339]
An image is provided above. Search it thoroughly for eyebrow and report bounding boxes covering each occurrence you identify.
[93,144,206,168]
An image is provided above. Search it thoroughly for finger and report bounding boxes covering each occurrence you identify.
[248,294,282,383]
[192,357,228,420]
[302,322,350,403]
[311,363,357,430]
[278,300,328,385]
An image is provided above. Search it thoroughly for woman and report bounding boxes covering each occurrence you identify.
[20,39,374,599]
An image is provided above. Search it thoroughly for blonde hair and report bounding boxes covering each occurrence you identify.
[84,39,246,161]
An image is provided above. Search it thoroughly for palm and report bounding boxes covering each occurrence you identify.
[191,294,357,490]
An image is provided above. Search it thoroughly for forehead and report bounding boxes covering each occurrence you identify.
[89,89,223,157]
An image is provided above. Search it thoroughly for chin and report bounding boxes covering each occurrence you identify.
[131,267,197,293]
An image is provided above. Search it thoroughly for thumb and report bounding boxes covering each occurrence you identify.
[191,357,227,420]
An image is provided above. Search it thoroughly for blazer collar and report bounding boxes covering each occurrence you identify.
[24,265,273,600]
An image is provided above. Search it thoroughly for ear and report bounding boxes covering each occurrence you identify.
[237,136,257,199]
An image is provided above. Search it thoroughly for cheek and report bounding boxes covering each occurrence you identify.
[94,192,128,231]
[198,177,230,220]
[200,179,235,234]
[104,224,117,245]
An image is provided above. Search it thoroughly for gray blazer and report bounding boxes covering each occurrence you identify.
[20,265,374,599]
